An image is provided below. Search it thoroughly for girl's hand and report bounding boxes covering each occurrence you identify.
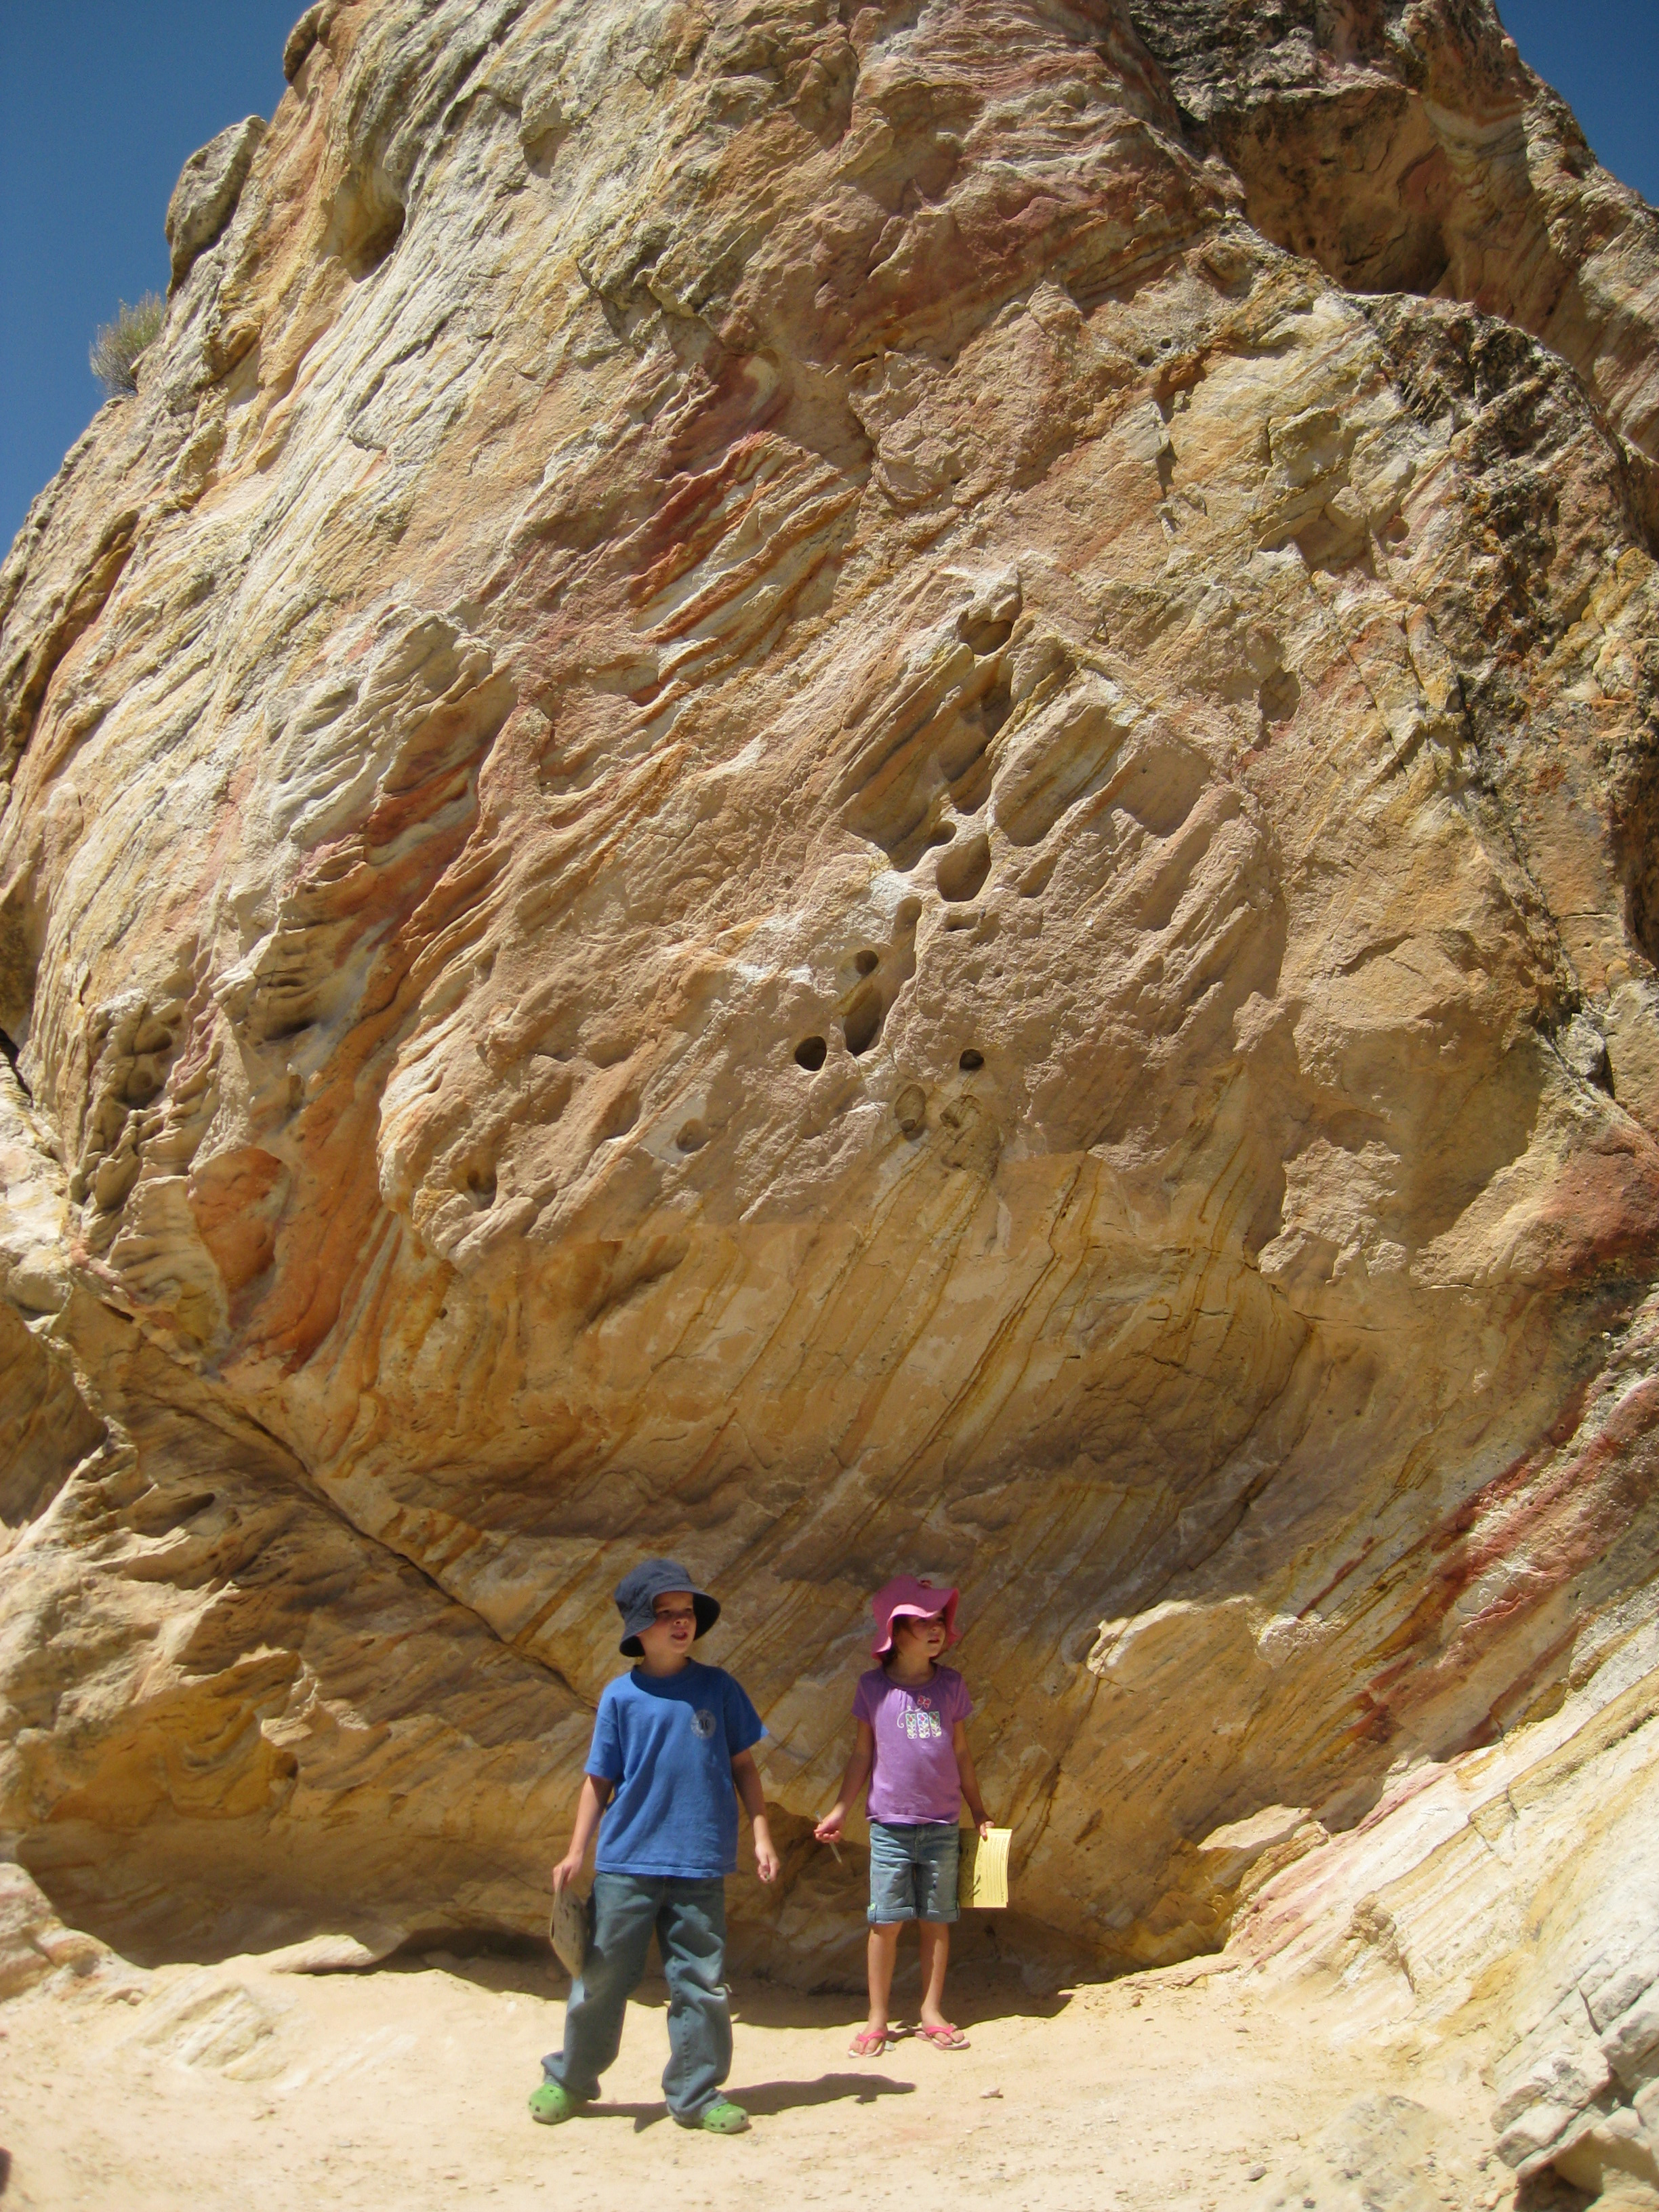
[976,1816,994,1841]
[551,1849,584,1893]
[814,1808,846,1843]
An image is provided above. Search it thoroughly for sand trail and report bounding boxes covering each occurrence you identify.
[0,1944,1529,2211]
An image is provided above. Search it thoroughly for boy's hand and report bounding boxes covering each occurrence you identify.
[754,1824,781,1883]
[551,1849,585,1893]
[814,1807,846,1843]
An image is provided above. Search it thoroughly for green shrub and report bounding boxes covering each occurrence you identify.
[89,292,166,397]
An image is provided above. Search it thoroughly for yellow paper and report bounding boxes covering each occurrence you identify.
[960,1825,1011,1910]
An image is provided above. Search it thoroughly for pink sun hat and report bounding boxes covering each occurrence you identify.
[871,1573,961,1657]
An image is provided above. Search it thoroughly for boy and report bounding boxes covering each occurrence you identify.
[530,1557,779,2134]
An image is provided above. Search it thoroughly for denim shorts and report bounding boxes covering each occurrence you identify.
[867,1820,960,1925]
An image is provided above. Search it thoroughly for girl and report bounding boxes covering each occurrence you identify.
[815,1574,992,2055]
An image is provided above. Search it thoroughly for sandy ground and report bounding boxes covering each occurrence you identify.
[0,1933,1555,2212]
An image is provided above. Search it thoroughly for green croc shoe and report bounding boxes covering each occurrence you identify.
[528,2078,586,2125]
[682,2098,750,2134]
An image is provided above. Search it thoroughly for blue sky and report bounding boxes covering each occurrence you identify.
[1,1,295,549]
[1,1,1657,550]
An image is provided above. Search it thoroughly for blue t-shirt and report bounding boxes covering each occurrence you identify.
[586,1660,765,1879]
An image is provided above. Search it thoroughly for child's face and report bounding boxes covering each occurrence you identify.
[636,1590,698,1668]
[892,1610,947,1660]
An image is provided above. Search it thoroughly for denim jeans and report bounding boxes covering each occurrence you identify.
[867,1820,961,1923]
[542,1872,731,2120]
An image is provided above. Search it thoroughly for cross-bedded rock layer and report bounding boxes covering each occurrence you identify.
[5,0,1659,2186]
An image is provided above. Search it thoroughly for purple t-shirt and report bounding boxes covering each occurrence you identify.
[854,1664,973,1824]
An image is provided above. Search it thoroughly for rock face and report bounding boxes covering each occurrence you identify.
[5,0,1659,2183]
[165,117,268,292]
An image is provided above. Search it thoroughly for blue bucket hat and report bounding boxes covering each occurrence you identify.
[614,1557,720,1657]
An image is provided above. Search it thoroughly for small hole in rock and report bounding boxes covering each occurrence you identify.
[1258,669,1301,724]
[588,1030,637,1069]
[794,1035,827,1071]
[958,614,1015,655]
[1,1035,32,1106]
[937,832,991,903]
[897,897,922,928]
[894,1082,927,1137]
[674,1119,708,1153]
[843,984,884,1057]
[959,1048,985,1071]
[598,1090,639,1142]
[338,198,405,280]
[855,948,880,976]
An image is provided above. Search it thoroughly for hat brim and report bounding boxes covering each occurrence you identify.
[620,1588,720,1656]
[873,1597,960,1656]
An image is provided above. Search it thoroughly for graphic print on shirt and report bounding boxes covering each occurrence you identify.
[901,1695,943,1742]
[692,1708,717,1740]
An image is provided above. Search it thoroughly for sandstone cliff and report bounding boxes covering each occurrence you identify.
[4,0,1659,2192]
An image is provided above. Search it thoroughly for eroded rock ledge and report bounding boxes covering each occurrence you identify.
[4,1,1659,2192]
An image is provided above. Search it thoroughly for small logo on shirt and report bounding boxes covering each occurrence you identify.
[901,1700,943,1742]
[691,1708,717,1740]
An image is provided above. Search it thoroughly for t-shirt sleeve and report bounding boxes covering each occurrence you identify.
[947,1671,974,1725]
[586,1682,625,1781]
[852,1671,877,1725]
[721,1673,765,1756]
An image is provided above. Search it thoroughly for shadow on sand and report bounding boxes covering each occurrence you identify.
[584,2072,918,2132]
[727,1967,1075,2035]
[394,1947,1082,2032]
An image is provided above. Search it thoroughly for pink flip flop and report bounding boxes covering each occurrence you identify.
[916,2022,970,2049]
[848,2028,895,2058]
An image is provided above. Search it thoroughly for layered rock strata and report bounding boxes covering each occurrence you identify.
[5,0,1659,2188]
